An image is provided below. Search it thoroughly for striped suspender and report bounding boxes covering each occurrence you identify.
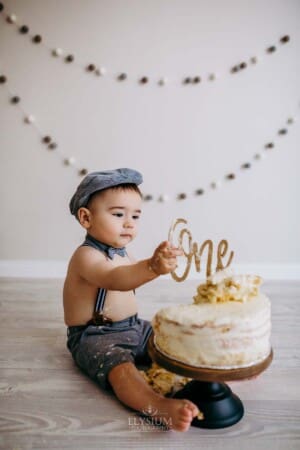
[95,287,107,313]
[81,241,108,316]
[81,236,127,325]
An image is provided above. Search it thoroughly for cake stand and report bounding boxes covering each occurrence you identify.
[148,334,273,429]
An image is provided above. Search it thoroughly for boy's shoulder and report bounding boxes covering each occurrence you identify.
[68,244,108,273]
[71,244,107,263]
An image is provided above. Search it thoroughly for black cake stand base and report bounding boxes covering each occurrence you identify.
[173,380,244,428]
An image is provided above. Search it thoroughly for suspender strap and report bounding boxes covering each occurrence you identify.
[80,235,127,326]
[95,287,107,313]
[88,288,112,325]
[81,240,109,318]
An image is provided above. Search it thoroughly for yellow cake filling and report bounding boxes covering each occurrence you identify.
[193,271,262,304]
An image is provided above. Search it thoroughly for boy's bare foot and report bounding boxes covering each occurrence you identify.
[151,397,199,432]
[108,361,199,432]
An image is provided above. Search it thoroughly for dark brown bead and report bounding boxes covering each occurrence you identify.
[32,35,42,44]
[177,193,187,200]
[193,76,201,83]
[239,62,247,69]
[280,35,290,44]
[266,46,276,53]
[11,96,20,104]
[118,73,127,81]
[48,142,57,150]
[195,188,204,195]
[0,75,7,83]
[19,25,29,34]
[278,128,288,135]
[241,162,251,169]
[143,194,153,201]
[0,3,4,13]
[226,173,236,180]
[231,66,239,73]
[87,64,96,72]
[265,142,274,149]
[42,136,52,144]
[65,54,74,63]
[140,76,148,84]
[79,168,88,176]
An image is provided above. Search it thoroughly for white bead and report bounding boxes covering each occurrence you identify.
[254,152,266,160]
[158,77,168,86]
[24,115,35,124]
[158,194,169,202]
[7,14,17,24]
[64,157,76,166]
[211,181,221,189]
[52,48,63,57]
[97,67,106,76]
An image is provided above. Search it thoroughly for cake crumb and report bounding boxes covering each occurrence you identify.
[197,411,205,420]
[140,363,191,396]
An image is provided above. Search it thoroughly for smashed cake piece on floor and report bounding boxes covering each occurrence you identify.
[140,363,191,396]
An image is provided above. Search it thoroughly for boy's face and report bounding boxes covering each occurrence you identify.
[79,188,142,248]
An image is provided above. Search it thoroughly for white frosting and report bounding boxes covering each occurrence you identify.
[152,278,271,369]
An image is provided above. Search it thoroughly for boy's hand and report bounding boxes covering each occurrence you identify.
[149,241,183,275]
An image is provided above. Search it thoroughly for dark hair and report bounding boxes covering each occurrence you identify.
[86,183,142,208]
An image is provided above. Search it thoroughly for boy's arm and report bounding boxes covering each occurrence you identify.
[76,241,182,291]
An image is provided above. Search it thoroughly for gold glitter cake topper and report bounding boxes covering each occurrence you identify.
[168,218,234,281]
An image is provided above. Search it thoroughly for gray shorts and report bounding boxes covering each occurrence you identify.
[66,314,152,390]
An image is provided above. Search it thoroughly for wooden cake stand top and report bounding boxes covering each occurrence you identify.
[148,334,273,382]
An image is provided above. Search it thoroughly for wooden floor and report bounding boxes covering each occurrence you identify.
[0,277,299,450]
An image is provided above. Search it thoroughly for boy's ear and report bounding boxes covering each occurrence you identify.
[77,207,92,228]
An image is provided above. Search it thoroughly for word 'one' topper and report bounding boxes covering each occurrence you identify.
[168,218,234,281]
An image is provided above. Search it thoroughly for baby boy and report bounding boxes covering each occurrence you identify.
[63,168,198,431]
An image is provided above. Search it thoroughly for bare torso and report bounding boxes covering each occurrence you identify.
[63,246,138,326]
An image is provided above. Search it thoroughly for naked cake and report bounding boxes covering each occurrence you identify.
[152,270,271,369]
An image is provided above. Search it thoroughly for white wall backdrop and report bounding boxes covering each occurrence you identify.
[0,0,299,277]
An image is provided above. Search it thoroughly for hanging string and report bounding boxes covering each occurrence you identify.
[0,2,291,89]
[0,71,298,201]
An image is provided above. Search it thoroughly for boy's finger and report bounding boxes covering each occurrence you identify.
[158,241,169,250]
[168,248,183,256]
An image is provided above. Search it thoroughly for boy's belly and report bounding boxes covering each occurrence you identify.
[102,290,138,322]
[64,287,138,326]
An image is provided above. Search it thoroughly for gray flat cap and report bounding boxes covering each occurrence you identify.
[69,167,143,218]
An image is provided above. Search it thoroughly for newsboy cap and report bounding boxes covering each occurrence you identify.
[69,168,143,218]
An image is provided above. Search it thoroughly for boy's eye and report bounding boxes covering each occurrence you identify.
[113,213,124,217]
[132,215,140,220]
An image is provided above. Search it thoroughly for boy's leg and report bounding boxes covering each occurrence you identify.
[108,361,199,432]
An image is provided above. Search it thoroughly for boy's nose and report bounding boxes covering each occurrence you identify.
[124,219,134,228]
